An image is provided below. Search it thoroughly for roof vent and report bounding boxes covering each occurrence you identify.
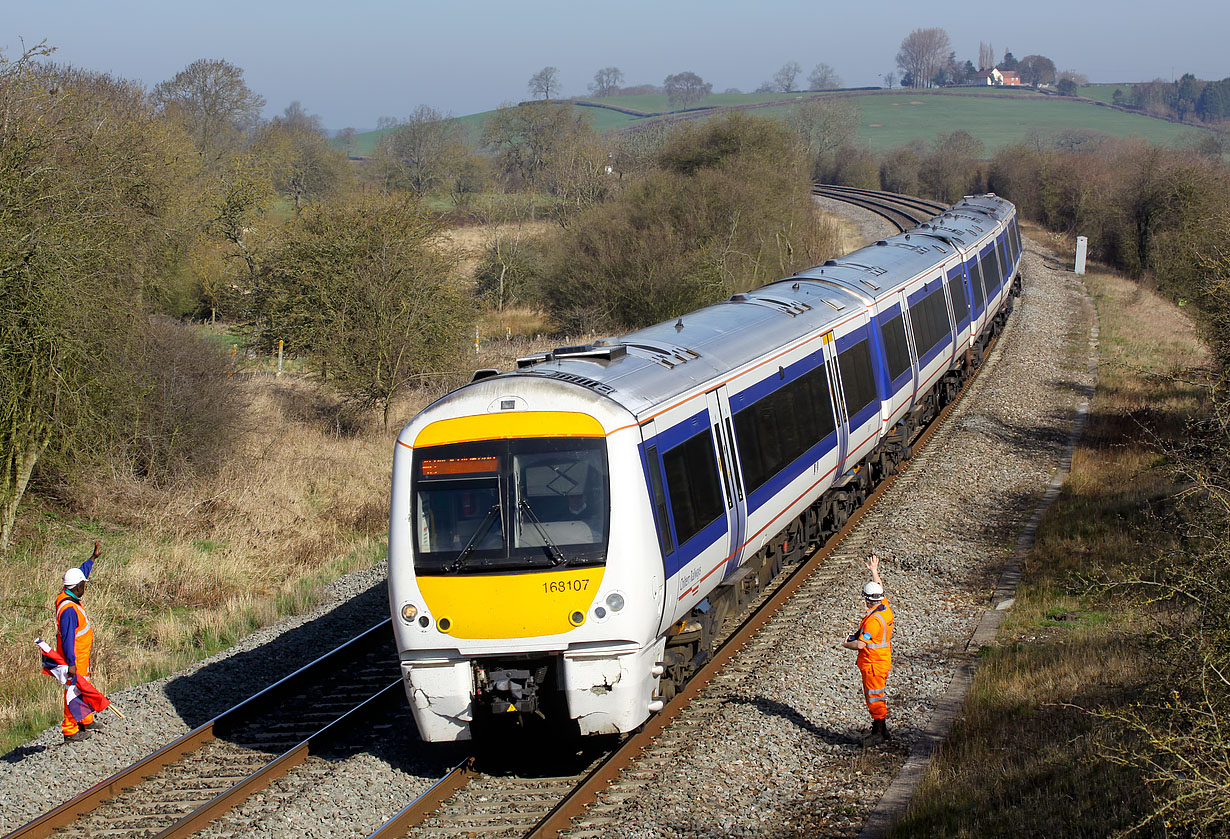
[875,240,887,246]
[823,259,838,266]
[470,368,501,382]
[552,344,627,361]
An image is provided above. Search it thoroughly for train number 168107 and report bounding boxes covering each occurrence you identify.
[543,578,590,594]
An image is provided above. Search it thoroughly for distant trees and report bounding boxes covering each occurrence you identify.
[589,66,623,98]
[535,114,835,332]
[896,28,952,89]
[807,63,842,90]
[978,42,995,70]
[528,66,560,100]
[773,61,803,93]
[152,58,265,160]
[664,71,712,108]
[371,105,479,197]
[252,193,468,429]
[1000,51,1019,71]
[482,102,609,224]
[256,102,353,209]
[1017,55,1057,87]
[786,97,859,173]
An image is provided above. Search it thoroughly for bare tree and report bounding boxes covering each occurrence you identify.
[979,41,996,70]
[528,66,560,100]
[152,58,265,158]
[786,97,858,159]
[896,28,952,89]
[807,63,842,90]
[589,66,623,98]
[374,105,475,197]
[881,72,897,89]
[663,71,712,108]
[773,61,803,93]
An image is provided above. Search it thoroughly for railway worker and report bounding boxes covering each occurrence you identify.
[56,541,101,742]
[842,552,894,745]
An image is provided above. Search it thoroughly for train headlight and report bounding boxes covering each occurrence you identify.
[400,603,418,623]
[606,593,626,612]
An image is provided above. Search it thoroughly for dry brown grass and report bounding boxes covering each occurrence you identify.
[892,256,1206,838]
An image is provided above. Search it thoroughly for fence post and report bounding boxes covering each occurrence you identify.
[1075,236,1087,275]
[229,344,238,377]
[475,327,480,355]
[277,340,284,377]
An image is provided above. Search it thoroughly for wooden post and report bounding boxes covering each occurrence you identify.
[229,344,238,377]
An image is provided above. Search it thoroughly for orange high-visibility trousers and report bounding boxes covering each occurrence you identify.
[858,659,889,720]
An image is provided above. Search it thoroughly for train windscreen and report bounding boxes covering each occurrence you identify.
[413,438,609,573]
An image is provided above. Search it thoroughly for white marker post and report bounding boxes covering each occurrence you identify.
[1075,236,1088,275]
[276,340,284,377]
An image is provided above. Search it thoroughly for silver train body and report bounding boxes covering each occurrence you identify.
[388,195,1025,741]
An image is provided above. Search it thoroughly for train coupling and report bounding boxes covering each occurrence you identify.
[474,664,547,718]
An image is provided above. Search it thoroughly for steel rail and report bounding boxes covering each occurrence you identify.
[5,619,395,839]
[815,184,948,215]
[812,187,923,232]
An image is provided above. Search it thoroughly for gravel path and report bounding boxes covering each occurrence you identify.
[0,209,1093,839]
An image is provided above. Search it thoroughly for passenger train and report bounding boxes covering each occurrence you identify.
[388,194,1024,741]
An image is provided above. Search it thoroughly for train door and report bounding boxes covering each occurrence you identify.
[823,332,852,474]
[705,388,748,580]
[641,409,731,629]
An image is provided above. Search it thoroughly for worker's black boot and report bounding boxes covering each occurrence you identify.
[876,718,891,742]
[862,719,886,747]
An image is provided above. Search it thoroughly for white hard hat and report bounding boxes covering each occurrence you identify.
[63,568,87,587]
[862,581,884,600]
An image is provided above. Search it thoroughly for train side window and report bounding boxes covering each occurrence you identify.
[645,445,674,556]
[949,273,969,324]
[734,363,833,495]
[662,429,724,546]
[968,260,986,312]
[879,313,911,381]
[1011,218,1023,260]
[978,253,998,291]
[838,339,877,417]
[990,243,1005,288]
[909,286,950,358]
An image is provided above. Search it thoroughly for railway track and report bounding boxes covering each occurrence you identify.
[7,623,402,839]
[11,188,1014,838]
[366,291,1016,839]
[812,184,947,232]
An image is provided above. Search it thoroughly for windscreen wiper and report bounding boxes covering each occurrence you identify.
[518,499,567,566]
[445,504,501,572]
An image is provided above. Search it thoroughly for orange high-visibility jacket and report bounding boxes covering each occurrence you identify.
[855,598,893,668]
[55,591,93,672]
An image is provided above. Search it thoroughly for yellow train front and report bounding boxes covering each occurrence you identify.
[388,365,667,742]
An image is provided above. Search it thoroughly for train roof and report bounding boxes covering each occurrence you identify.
[464,195,1017,421]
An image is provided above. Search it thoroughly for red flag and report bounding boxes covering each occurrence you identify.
[35,638,110,720]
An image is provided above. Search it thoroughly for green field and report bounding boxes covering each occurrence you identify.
[1077,83,1135,104]
[340,87,1201,159]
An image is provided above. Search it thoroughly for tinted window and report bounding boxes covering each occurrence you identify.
[663,429,723,546]
[645,445,673,556]
[838,339,878,417]
[978,251,999,290]
[880,313,911,382]
[950,275,968,324]
[734,363,834,494]
[909,286,951,358]
[968,262,985,311]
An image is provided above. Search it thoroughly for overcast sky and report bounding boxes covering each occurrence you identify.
[5,0,1227,131]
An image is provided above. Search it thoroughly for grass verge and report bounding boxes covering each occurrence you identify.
[890,258,1209,838]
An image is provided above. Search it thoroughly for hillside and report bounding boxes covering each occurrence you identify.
[340,87,1203,158]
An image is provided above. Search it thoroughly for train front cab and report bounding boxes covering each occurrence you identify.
[389,401,666,742]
